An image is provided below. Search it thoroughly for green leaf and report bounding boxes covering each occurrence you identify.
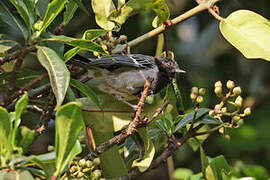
[0,1,28,39]
[18,126,35,153]
[91,0,116,30]
[155,114,174,135]
[8,0,36,32]
[35,0,49,19]
[132,128,155,172]
[72,0,90,16]
[64,29,108,61]
[38,0,68,35]
[63,0,78,26]
[200,145,209,177]
[109,0,170,29]
[37,46,70,109]
[54,102,84,177]
[174,168,193,180]
[44,35,106,55]
[196,115,222,125]
[0,40,20,56]
[0,170,34,180]
[205,155,231,180]
[70,78,102,110]
[0,106,12,165]
[220,10,270,61]
[12,93,29,148]
[174,108,210,132]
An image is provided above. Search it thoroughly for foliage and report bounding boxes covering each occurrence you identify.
[0,0,269,179]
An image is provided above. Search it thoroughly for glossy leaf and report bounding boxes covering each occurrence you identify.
[200,145,208,177]
[109,0,170,29]
[35,0,49,19]
[174,168,193,180]
[72,0,89,16]
[0,1,28,39]
[0,170,34,180]
[132,128,155,172]
[37,46,70,109]
[220,10,270,61]
[18,126,35,153]
[155,114,174,135]
[174,108,210,132]
[91,0,116,30]
[44,35,106,55]
[0,40,20,55]
[54,102,84,177]
[63,0,78,26]
[70,78,102,110]
[12,93,29,148]
[196,115,222,125]
[8,0,36,32]
[38,0,68,34]
[205,155,231,180]
[64,29,107,61]
[0,106,12,164]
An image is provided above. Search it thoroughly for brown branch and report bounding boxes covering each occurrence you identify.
[112,0,221,53]
[4,45,31,105]
[4,73,48,106]
[86,78,153,159]
[0,50,21,66]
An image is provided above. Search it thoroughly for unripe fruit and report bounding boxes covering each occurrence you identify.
[93,158,101,166]
[244,107,251,116]
[226,80,235,89]
[77,171,85,178]
[79,159,86,167]
[219,127,224,134]
[199,88,206,95]
[215,81,222,88]
[214,87,222,96]
[214,104,222,111]
[101,44,107,51]
[232,116,240,121]
[190,93,197,101]
[209,110,215,116]
[93,51,100,57]
[191,87,199,94]
[237,119,244,126]
[86,160,93,168]
[93,170,102,178]
[235,96,243,107]
[233,86,242,95]
[196,96,204,103]
[221,107,227,113]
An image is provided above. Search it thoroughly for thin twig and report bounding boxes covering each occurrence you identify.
[86,78,153,159]
[112,0,221,53]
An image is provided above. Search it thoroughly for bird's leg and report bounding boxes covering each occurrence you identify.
[115,95,138,111]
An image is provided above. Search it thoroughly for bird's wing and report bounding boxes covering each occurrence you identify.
[85,54,155,71]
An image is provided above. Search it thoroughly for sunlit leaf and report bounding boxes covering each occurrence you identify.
[37,46,70,109]
[174,168,193,180]
[70,78,102,110]
[38,0,68,34]
[205,155,231,180]
[0,170,34,180]
[220,10,270,61]
[54,102,84,177]
[18,126,35,153]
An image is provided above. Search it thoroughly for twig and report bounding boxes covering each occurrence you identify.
[4,45,31,104]
[86,78,153,159]
[112,0,221,53]
[5,73,48,106]
[0,50,21,66]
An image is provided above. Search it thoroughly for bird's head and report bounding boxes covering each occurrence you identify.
[155,57,185,77]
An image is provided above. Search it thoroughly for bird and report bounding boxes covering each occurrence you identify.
[70,54,185,109]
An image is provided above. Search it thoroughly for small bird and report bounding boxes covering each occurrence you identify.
[70,54,185,109]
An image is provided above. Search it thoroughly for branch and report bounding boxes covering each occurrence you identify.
[87,78,153,159]
[112,0,221,53]
[0,50,21,66]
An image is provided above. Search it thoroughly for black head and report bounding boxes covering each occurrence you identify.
[155,57,185,78]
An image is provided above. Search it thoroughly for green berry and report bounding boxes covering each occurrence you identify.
[77,171,85,178]
[196,96,204,103]
[199,88,206,95]
[79,159,86,167]
[221,107,227,113]
[235,96,243,107]
[209,110,215,116]
[93,158,101,166]
[92,169,102,178]
[215,81,222,88]
[244,107,251,116]
[191,87,199,94]
[86,160,93,168]
[226,80,235,89]
[214,87,222,96]
[190,92,197,101]
[233,86,242,95]
[232,116,240,121]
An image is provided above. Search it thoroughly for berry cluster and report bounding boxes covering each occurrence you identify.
[210,80,251,128]
[93,33,127,57]
[68,158,104,179]
[190,87,206,104]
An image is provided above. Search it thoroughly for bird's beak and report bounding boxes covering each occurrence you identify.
[175,68,186,73]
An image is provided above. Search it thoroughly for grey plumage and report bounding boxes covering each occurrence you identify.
[70,54,184,101]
